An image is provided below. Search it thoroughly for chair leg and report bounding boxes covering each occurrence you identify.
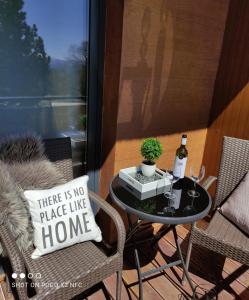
[116,270,122,300]
[182,223,194,284]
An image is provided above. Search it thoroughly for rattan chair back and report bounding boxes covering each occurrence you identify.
[43,137,73,181]
[214,136,249,208]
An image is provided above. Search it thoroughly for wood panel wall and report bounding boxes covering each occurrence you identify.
[202,0,249,196]
[99,0,230,243]
[98,0,124,243]
[99,0,124,198]
[114,0,229,175]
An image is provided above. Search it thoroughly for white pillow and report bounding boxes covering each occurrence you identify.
[24,175,102,259]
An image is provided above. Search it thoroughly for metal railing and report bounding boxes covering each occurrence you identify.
[0,96,87,108]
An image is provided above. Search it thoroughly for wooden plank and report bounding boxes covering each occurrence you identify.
[86,289,107,300]
[138,242,191,299]
[0,281,13,300]
[103,273,137,300]
[122,254,166,300]
[137,251,188,300]
[156,237,233,300]
[122,224,190,299]
[167,225,249,299]
[223,259,249,288]
[2,223,248,300]
[134,223,230,299]
[0,263,5,284]
[90,223,249,299]
[0,284,5,300]
[151,224,234,298]
[175,224,249,289]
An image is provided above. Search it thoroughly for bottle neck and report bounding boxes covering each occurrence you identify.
[181,137,187,146]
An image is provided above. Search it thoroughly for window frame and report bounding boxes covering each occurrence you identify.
[86,0,105,192]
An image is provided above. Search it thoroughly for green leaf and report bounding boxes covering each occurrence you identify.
[140,138,163,162]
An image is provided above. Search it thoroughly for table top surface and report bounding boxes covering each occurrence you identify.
[110,175,211,225]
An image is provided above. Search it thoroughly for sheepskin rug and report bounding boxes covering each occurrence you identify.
[0,135,65,254]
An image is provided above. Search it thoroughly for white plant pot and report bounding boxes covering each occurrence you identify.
[141,162,156,177]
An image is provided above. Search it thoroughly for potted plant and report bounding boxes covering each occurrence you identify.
[140,138,163,177]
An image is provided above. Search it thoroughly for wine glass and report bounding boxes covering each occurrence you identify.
[183,193,198,214]
[162,170,180,214]
[164,173,180,201]
[187,165,205,198]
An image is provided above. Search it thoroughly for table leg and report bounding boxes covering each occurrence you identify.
[127,214,144,300]
[134,248,143,300]
[125,215,196,299]
[182,222,195,284]
[172,226,196,293]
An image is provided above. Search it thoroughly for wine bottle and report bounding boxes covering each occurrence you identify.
[173,134,188,179]
[172,181,182,210]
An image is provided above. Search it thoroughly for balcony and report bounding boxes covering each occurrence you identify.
[2,221,249,299]
[1,0,249,299]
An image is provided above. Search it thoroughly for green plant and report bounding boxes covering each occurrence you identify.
[80,114,87,129]
[140,138,163,163]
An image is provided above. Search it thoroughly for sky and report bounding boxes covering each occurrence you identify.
[23,0,89,60]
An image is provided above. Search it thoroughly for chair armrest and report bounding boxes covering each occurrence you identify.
[89,191,126,254]
[201,176,217,190]
[0,224,28,300]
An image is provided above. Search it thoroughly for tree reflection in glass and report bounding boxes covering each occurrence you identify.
[0,0,50,96]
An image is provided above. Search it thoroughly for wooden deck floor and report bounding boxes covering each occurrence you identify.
[1,223,249,300]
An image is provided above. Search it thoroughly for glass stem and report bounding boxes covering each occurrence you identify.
[170,180,173,194]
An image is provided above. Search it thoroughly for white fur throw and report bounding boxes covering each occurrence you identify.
[0,134,44,163]
[0,136,65,254]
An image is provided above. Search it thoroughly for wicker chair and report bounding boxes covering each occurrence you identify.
[0,138,126,300]
[184,136,249,282]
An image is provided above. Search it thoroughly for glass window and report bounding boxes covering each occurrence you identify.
[0,0,89,176]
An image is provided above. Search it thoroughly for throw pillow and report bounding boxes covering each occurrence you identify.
[24,175,102,259]
[219,171,249,235]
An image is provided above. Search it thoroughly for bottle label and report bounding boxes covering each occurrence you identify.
[173,157,187,178]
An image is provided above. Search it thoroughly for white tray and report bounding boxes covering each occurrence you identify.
[119,166,171,200]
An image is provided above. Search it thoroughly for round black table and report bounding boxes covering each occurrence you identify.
[110,175,211,300]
